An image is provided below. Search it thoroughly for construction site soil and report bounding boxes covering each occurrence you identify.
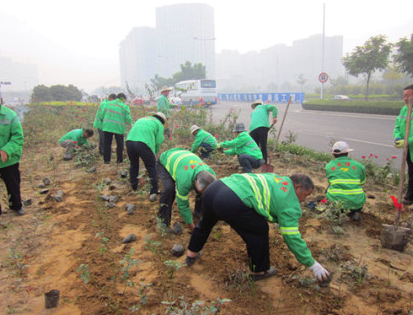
[0,143,412,315]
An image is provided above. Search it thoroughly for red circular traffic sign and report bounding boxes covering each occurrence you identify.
[318,72,328,83]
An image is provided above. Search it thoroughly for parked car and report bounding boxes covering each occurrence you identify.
[169,96,182,106]
[330,95,351,101]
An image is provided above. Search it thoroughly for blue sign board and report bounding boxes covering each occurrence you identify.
[218,92,305,104]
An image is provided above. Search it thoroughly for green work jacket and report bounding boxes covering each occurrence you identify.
[249,104,278,132]
[100,98,132,135]
[394,105,413,162]
[160,148,216,224]
[59,128,89,147]
[221,173,315,267]
[0,106,24,169]
[93,99,108,130]
[191,129,217,153]
[126,116,164,154]
[220,131,263,159]
[325,156,366,210]
[157,94,171,118]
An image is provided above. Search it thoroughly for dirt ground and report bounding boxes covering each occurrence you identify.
[0,139,413,314]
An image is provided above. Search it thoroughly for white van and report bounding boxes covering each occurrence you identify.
[174,79,217,106]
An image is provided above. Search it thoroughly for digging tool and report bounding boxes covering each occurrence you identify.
[380,97,413,251]
[263,96,292,172]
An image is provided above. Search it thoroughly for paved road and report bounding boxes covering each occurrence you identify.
[209,101,402,167]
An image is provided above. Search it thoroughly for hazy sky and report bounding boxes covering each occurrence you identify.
[0,0,412,92]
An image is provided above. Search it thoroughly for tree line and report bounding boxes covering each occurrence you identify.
[31,84,83,102]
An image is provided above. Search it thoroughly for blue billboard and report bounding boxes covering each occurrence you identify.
[218,92,305,104]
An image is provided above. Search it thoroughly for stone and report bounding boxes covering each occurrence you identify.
[36,184,45,189]
[215,159,222,165]
[173,222,183,234]
[86,166,96,173]
[104,178,111,185]
[122,234,137,244]
[108,195,119,203]
[56,190,64,196]
[126,204,136,215]
[107,202,116,208]
[43,178,51,186]
[23,199,32,206]
[101,195,110,202]
[63,153,72,161]
[39,189,49,194]
[52,195,63,202]
[171,244,185,257]
[120,171,128,178]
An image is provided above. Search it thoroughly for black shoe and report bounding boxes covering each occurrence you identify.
[185,252,202,266]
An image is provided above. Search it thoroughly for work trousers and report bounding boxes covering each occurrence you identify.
[250,127,269,163]
[238,154,265,173]
[188,180,270,272]
[60,140,75,154]
[126,141,158,194]
[156,161,175,227]
[0,163,22,215]
[103,131,124,163]
[98,129,104,155]
[405,150,413,202]
[199,142,214,159]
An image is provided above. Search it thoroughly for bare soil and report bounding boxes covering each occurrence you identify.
[1,144,412,315]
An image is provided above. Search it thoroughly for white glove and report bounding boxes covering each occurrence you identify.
[309,261,329,281]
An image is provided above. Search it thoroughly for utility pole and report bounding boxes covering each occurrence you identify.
[321,3,325,99]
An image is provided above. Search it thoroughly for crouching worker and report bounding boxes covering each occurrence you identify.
[326,141,366,221]
[126,112,166,201]
[185,173,330,283]
[218,123,264,172]
[157,148,216,234]
[59,128,93,160]
[190,125,217,159]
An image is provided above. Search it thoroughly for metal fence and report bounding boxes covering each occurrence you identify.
[218,92,305,104]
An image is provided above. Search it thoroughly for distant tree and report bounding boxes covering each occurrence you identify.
[31,84,82,102]
[31,85,52,102]
[394,33,413,77]
[342,35,392,100]
[296,74,307,93]
[150,61,206,89]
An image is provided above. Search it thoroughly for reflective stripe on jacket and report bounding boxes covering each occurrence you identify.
[126,117,164,154]
[394,105,413,162]
[0,106,24,168]
[249,104,278,132]
[191,129,217,152]
[221,173,315,267]
[220,131,263,159]
[101,99,132,134]
[325,156,366,210]
[160,148,216,224]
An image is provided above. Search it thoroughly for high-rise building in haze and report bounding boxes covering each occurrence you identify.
[119,27,157,92]
[119,3,215,92]
[156,3,215,79]
[0,56,38,92]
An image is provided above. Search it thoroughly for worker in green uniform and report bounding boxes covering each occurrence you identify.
[190,125,217,159]
[325,141,366,221]
[99,93,132,164]
[249,99,278,163]
[157,148,216,233]
[126,112,167,201]
[0,99,25,215]
[59,128,93,160]
[185,173,330,283]
[394,84,413,207]
[93,93,116,155]
[218,123,264,172]
[157,86,172,118]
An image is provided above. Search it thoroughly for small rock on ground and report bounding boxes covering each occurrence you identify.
[122,234,137,244]
[43,178,51,186]
[171,244,185,257]
[22,199,32,206]
[39,189,49,194]
[126,204,136,215]
[86,166,96,173]
[173,222,183,234]
[120,171,128,178]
